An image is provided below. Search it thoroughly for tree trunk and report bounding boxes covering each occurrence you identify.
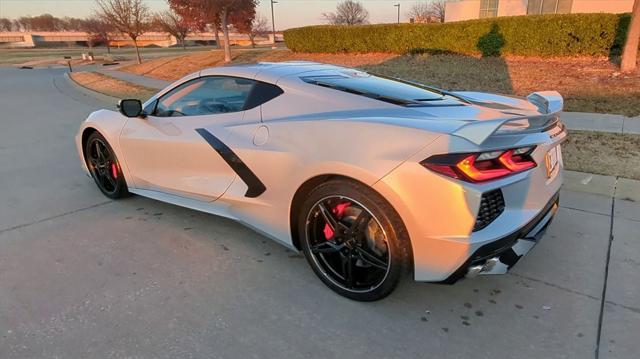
[621,0,640,72]
[133,38,142,64]
[106,37,111,54]
[221,8,231,63]
[214,25,221,49]
[182,38,186,49]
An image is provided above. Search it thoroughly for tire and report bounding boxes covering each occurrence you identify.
[298,179,411,301]
[84,131,129,199]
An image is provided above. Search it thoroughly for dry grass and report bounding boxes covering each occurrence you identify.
[361,55,640,117]
[69,71,156,100]
[122,49,640,117]
[563,130,640,180]
[120,49,398,81]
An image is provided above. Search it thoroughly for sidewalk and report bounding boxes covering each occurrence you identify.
[561,112,640,135]
[91,69,640,135]
[96,68,171,90]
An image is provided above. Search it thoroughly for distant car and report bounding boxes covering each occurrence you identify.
[76,62,566,301]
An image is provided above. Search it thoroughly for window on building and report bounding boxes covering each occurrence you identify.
[527,0,573,15]
[479,0,500,18]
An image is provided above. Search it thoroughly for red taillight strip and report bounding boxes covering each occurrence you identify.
[456,155,511,182]
[422,147,537,183]
[498,150,536,172]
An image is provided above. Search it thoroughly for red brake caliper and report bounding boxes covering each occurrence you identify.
[323,202,351,240]
[110,163,118,179]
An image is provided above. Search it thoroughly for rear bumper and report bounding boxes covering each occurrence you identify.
[442,191,559,283]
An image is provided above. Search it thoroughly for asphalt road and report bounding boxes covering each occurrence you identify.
[0,66,638,359]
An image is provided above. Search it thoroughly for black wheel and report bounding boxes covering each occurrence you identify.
[84,132,129,199]
[298,179,411,301]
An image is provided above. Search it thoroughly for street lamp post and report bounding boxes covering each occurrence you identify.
[270,0,278,49]
[394,3,400,23]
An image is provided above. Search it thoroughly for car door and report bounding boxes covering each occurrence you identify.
[120,76,256,202]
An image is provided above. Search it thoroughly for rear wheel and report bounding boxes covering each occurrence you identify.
[84,132,129,199]
[298,179,411,301]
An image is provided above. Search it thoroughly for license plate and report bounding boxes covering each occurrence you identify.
[545,145,561,178]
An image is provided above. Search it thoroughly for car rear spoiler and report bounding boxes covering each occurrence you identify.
[452,91,563,145]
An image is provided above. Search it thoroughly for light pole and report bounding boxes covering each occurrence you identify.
[270,0,278,49]
[394,3,400,23]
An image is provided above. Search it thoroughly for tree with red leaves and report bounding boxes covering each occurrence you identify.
[168,0,257,63]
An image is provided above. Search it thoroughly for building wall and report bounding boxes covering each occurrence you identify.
[445,0,634,22]
[497,0,528,16]
[445,0,482,22]
[571,0,634,14]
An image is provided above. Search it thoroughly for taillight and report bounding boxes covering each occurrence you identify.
[422,147,536,183]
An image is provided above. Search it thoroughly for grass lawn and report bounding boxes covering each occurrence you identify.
[563,130,640,180]
[122,49,640,117]
[69,71,156,101]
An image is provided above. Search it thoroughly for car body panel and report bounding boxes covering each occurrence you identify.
[76,61,567,282]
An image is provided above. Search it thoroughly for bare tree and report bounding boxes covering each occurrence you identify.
[237,14,269,48]
[95,0,150,64]
[408,1,445,23]
[0,18,12,31]
[430,0,446,23]
[83,17,115,53]
[16,17,33,31]
[408,2,431,23]
[621,0,640,72]
[250,15,270,48]
[62,17,86,31]
[431,1,446,23]
[154,10,191,49]
[323,0,369,26]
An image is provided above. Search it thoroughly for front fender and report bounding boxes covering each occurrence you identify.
[75,109,132,184]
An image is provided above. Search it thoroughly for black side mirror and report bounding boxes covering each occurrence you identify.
[118,99,144,118]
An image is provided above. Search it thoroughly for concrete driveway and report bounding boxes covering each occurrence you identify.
[0,66,638,359]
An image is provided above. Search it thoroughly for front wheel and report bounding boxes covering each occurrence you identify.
[298,179,411,301]
[84,131,129,199]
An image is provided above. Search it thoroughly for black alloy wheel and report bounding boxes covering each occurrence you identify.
[85,132,129,199]
[299,179,411,301]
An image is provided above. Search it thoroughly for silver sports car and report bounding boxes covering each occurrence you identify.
[76,61,566,301]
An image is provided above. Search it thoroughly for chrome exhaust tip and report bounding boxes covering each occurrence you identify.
[465,257,500,278]
[465,265,483,278]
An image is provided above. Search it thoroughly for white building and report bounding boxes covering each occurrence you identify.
[445,0,634,22]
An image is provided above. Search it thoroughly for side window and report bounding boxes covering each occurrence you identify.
[154,76,255,117]
[244,82,284,110]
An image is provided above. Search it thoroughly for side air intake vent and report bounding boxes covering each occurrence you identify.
[473,189,505,232]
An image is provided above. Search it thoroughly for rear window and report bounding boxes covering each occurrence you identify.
[301,71,444,106]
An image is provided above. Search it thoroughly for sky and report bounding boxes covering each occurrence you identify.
[0,0,429,30]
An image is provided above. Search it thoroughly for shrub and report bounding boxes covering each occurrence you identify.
[284,13,632,57]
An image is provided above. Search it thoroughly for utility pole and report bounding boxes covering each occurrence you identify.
[394,3,400,23]
[270,0,278,49]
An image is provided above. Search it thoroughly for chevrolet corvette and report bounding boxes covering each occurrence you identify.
[76,62,566,301]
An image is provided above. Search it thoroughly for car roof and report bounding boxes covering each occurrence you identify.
[198,61,348,84]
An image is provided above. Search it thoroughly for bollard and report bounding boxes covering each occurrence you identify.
[64,56,72,72]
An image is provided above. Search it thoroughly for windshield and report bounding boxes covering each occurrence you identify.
[301,71,444,106]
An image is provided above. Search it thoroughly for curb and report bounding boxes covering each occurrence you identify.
[63,72,121,105]
[562,112,640,135]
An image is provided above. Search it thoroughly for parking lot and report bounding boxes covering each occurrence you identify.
[0,66,638,359]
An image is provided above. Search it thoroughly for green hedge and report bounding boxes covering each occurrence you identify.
[284,13,632,57]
